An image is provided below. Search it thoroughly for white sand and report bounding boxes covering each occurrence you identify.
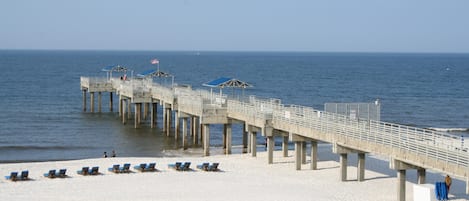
[1,146,468,201]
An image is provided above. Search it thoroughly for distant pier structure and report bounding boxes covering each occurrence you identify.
[81,64,469,201]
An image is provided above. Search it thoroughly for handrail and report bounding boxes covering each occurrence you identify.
[80,75,469,172]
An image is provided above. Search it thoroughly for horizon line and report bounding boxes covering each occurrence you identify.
[1,48,469,55]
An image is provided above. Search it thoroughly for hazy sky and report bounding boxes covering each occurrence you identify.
[1,0,469,53]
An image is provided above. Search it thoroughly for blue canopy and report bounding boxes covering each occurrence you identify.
[102,65,127,72]
[137,69,171,77]
[203,77,252,88]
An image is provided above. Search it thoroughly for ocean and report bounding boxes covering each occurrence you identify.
[0,50,468,163]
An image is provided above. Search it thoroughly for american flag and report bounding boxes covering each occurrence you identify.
[151,59,159,65]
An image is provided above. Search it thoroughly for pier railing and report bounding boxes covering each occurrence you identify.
[272,104,469,171]
[81,75,469,176]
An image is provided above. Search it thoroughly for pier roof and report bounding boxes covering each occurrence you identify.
[137,69,172,78]
[203,77,252,88]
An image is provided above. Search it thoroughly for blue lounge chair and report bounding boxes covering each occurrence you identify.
[77,167,90,175]
[144,163,156,172]
[197,163,209,171]
[168,162,182,170]
[108,164,120,173]
[134,163,147,172]
[120,163,131,173]
[208,163,219,171]
[89,166,99,175]
[57,169,67,178]
[19,171,29,180]
[5,172,18,181]
[180,162,191,171]
[44,170,57,178]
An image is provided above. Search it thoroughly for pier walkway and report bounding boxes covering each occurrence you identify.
[81,75,469,201]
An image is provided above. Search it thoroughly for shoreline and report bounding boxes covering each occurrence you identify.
[1,149,469,201]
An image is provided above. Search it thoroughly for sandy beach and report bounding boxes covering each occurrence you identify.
[1,146,468,201]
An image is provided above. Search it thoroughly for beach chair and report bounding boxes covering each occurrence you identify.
[168,162,182,170]
[77,167,90,175]
[5,172,18,181]
[144,163,156,172]
[134,163,146,172]
[120,163,131,173]
[108,164,120,173]
[208,163,219,171]
[89,166,99,175]
[44,170,56,178]
[57,169,67,178]
[19,171,29,180]
[180,162,191,171]
[197,163,209,171]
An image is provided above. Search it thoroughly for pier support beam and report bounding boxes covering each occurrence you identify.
[242,124,247,153]
[203,124,210,156]
[295,141,302,170]
[397,170,406,201]
[127,101,131,119]
[143,103,149,120]
[200,122,204,147]
[417,168,426,184]
[390,159,421,201]
[223,123,232,154]
[182,117,188,149]
[310,141,318,170]
[333,144,367,182]
[290,133,307,170]
[82,89,87,112]
[301,141,307,164]
[251,131,257,157]
[119,95,122,117]
[466,177,469,194]
[174,111,179,140]
[109,92,113,112]
[339,153,348,181]
[192,116,198,145]
[134,103,141,128]
[282,136,289,157]
[267,136,274,164]
[358,153,365,182]
[98,92,102,113]
[90,92,95,112]
[121,99,127,124]
[151,103,157,128]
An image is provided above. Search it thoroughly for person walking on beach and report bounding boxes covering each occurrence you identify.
[111,150,116,157]
[103,152,108,158]
[445,175,452,193]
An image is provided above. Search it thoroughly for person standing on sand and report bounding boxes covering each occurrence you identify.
[111,150,116,157]
[445,175,452,193]
[103,152,108,158]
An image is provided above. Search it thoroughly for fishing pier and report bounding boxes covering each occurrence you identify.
[81,67,469,201]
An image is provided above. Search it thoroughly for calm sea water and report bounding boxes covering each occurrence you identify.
[0,50,468,163]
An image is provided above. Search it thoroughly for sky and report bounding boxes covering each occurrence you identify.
[1,0,469,53]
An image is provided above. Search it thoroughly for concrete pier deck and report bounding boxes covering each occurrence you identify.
[81,75,469,201]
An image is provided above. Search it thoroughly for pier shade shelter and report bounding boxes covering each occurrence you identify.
[203,77,252,98]
[137,69,172,78]
[203,77,252,89]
